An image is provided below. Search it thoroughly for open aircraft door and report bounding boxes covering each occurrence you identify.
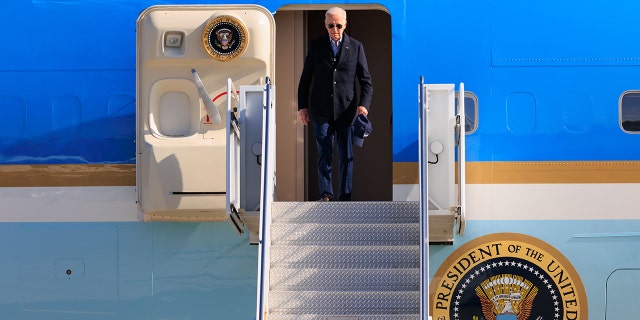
[136,5,274,230]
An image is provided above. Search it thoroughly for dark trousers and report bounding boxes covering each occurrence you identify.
[313,119,353,201]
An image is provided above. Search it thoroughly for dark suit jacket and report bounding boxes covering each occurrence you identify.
[298,33,373,127]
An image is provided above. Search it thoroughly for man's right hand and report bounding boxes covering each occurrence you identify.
[298,108,310,126]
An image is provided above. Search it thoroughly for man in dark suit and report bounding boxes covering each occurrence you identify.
[298,7,373,201]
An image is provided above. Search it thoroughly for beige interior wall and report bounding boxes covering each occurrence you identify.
[274,11,306,201]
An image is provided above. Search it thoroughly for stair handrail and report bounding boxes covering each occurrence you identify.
[418,76,430,320]
[256,77,275,320]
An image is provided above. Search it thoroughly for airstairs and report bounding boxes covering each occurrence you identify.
[252,78,465,319]
[266,201,421,319]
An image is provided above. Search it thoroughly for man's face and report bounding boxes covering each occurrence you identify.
[325,12,346,42]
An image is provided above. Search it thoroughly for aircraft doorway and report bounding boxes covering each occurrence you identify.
[274,7,392,201]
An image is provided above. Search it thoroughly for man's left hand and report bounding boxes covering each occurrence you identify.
[357,106,368,116]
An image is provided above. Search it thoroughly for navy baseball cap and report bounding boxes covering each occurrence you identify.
[352,114,372,147]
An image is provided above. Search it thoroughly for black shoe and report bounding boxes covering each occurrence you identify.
[318,195,332,202]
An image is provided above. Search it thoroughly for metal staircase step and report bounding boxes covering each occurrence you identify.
[271,223,419,246]
[268,291,420,315]
[270,245,419,269]
[269,268,420,291]
[271,201,420,224]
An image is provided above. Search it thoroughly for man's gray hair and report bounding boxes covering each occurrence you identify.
[325,7,347,21]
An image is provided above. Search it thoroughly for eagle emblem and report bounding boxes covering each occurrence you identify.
[476,274,537,320]
[201,15,248,61]
[215,28,233,50]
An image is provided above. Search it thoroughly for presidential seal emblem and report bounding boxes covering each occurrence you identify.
[430,233,587,320]
[201,15,248,61]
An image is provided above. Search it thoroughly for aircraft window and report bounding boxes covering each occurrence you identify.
[620,91,640,133]
[455,91,478,134]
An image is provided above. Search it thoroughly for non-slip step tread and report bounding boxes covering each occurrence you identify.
[271,201,420,223]
[268,291,420,315]
[270,245,419,269]
[270,223,419,246]
[269,268,420,291]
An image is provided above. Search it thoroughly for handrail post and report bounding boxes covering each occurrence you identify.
[418,76,430,320]
[256,77,275,320]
